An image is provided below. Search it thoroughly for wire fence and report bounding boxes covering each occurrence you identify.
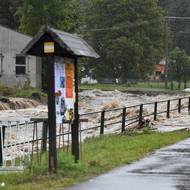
[0,96,189,171]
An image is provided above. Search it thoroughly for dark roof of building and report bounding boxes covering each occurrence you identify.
[22,26,99,58]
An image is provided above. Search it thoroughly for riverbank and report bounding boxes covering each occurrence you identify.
[79,83,190,94]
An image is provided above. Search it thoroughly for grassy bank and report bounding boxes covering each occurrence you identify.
[1,130,190,190]
[79,83,165,91]
[79,83,187,92]
[16,88,46,99]
[0,84,46,100]
[0,82,186,100]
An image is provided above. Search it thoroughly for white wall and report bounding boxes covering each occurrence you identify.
[0,25,41,88]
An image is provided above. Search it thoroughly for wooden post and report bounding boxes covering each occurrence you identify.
[47,55,57,173]
[139,104,143,125]
[0,126,4,166]
[167,100,170,118]
[188,97,190,114]
[178,98,182,113]
[0,125,5,166]
[121,107,126,133]
[41,121,48,152]
[100,111,105,135]
[71,58,80,162]
[154,102,158,121]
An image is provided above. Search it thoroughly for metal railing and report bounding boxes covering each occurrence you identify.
[0,96,189,169]
[0,121,71,170]
[79,96,190,135]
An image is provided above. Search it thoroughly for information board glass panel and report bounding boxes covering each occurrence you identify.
[54,57,75,124]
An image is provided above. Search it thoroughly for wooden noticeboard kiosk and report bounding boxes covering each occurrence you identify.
[21,26,99,173]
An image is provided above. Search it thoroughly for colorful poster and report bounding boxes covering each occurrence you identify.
[54,57,75,124]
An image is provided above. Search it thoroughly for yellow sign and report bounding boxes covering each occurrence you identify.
[44,42,55,53]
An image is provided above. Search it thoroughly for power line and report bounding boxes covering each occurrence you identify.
[80,18,164,32]
[166,16,190,20]
[80,16,190,33]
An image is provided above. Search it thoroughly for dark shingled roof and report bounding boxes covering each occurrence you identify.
[22,26,99,58]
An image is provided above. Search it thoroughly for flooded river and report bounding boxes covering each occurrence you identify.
[0,90,188,122]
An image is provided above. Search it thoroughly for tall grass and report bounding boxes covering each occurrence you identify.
[0,130,190,190]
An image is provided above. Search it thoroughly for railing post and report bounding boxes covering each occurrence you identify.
[154,102,158,121]
[139,104,143,125]
[188,97,190,114]
[0,125,5,166]
[0,127,2,166]
[121,107,126,133]
[100,111,105,135]
[166,100,170,118]
[41,121,48,152]
[178,98,182,113]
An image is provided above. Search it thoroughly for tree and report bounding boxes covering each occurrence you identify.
[84,0,165,81]
[17,0,84,91]
[169,47,190,89]
[17,0,84,35]
[0,0,21,29]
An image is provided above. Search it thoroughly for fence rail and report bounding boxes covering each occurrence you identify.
[0,96,189,170]
[79,96,190,135]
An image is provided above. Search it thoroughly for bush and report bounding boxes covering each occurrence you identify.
[16,87,47,100]
[0,84,16,97]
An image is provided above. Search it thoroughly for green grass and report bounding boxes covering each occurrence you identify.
[16,87,47,99]
[1,130,190,190]
[79,82,190,92]
[0,84,47,100]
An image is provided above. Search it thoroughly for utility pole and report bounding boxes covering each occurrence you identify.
[164,17,169,89]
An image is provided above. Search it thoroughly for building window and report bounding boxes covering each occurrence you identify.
[16,55,26,75]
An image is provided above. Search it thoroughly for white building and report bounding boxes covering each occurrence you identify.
[0,25,41,88]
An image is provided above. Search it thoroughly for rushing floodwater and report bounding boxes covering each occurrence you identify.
[1,90,190,165]
[0,90,188,122]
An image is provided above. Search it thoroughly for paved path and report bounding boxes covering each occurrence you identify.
[65,138,190,190]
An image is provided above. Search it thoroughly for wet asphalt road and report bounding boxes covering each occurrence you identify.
[65,138,190,190]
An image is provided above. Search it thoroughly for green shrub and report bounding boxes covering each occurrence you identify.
[16,88,47,99]
[0,84,16,97]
